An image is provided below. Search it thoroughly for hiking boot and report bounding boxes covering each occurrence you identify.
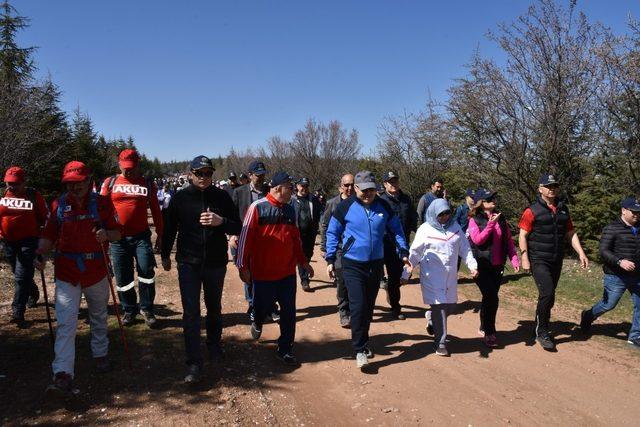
[339,314,351,328]
[627,338,640,349]
[483,334,498,348]
[250,322,262,340]
[276,351,299,366]
[363,346,374,359]
[184,364,201,384]
[141,311,158,329]
[122,312,136,327]
[46,372,73,396]
[536,334,556,351]
[435,344,449,357]
[356,352,369,369]
[301,281,313,293]
[270,311,280,323]
[580,309,592,333]
[10,313,25,327]
[94,356,112,374]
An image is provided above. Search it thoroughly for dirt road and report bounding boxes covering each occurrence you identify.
[1,246,639,426]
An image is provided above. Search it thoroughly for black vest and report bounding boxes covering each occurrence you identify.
[470,212,509,268]
[527,197,570,262]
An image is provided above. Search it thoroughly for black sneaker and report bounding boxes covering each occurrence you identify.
[122,312,136,327]
[184,364,201,384]
[627,338,640,349]
[270,311,280,323]
[276,352,299,366]
[141,311,158,329]
[301,281,313,293]
[46,372,74,396]
[363,346,374,359]
[580,309,592,333]
[426,323,434,336]
[250,322,262,340]
[248,307,255,323]
[536,334,556,351]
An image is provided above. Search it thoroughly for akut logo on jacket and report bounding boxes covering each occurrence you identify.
[113,184,148,197]
[0,198,33,210]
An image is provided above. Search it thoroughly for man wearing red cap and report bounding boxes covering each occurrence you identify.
[100,149,163,328]
[36,161,122,395]
[0,166,48,325]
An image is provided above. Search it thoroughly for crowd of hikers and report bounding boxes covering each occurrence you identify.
[1,149,639,394]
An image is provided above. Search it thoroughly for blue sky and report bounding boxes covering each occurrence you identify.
[15,1,640,161]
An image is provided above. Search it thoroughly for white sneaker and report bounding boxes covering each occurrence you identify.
[435,345,449,357]
[356,352,369,369]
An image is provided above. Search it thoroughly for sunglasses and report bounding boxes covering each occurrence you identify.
[543,184,560,189]
[193,170,213,178]
[437,210,452,217]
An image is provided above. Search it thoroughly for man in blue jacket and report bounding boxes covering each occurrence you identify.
[325,170,409,370]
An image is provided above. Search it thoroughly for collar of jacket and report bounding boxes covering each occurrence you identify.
[266,192,286,207]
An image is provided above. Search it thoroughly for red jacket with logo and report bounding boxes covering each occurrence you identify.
[0,188,48,242]
[100,175,163,238]
[236,193,307,281]
[42,193,122,287]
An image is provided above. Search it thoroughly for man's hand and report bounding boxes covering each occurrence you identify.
[229,235,238,249]
[301,263,314,279]
[470,269,479,279]
[327,264,335,280]
[579,254,589,269]
[521,254,531,272]
[95,228,108,243]
[239,268,252,284]
[619,259,636,272]
[200,208,224,227]
[161,257,171,271]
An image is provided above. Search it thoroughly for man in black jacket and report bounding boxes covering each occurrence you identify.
[518,174,589,351]
[379,171,416,320]
[161,155,241,384]
[320,173,354,327]
[291,177,322,292]
[580,197,640,348]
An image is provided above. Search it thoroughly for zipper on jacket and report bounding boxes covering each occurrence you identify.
[363,203,373,260]
[201,191,207,263]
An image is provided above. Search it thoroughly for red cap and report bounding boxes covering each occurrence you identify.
[4,166,25,183]
[62,161,91,183]
[118,149,140,168]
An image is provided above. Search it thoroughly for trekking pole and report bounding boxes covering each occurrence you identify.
[37,255,55,355]
[99,243,133,369]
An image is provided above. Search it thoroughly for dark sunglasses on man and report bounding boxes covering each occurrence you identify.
[193,170,213,178]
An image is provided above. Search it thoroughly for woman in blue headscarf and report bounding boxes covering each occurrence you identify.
[404,198,478,356]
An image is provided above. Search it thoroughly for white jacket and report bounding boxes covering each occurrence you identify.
[408,221,478,305]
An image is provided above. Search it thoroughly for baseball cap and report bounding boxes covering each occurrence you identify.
[621,197,640,212]
[62,161,91,183]
[228,171,237,179]
[382,171,399,182]
[354,170,377,190]
[118,149,139,168]
[248,160,267,175]
[239,172,248,180]
[539,174,559,186]
[4,166,25,183]
[190,155,214,171]
[297,177,310,186]
[465,188,475,197]
[269,171,291,187]
[473,188,497,203]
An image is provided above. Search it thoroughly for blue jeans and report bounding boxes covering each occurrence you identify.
[589,274,640,340]
[3,237,39,317]
[110,230,157,314]
[177,262,227,367]
[253,275,296,355]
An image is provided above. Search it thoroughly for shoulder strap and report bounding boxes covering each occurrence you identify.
[107,175,118,194]
[56,193,67,225]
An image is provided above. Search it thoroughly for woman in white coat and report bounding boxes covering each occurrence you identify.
[405,198,478,356]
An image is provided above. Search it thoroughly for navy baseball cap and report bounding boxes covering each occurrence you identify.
[621,197,640,212]
[465,188,475,197]
[473,188,497,203]
[539,173,559,186]
[248,161,267,175]
[228,171,237,179]
[297,177,310,186]
[355,170,377,190]
[239,172,248,179]
[382,171,399,182]
[269,171,291,187]
[190,155,214,171]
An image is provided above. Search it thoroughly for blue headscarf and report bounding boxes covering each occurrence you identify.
[425,198,454,234]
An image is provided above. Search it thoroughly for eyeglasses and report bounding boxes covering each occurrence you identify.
[193,170,213,178]
[437,210,451,217]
